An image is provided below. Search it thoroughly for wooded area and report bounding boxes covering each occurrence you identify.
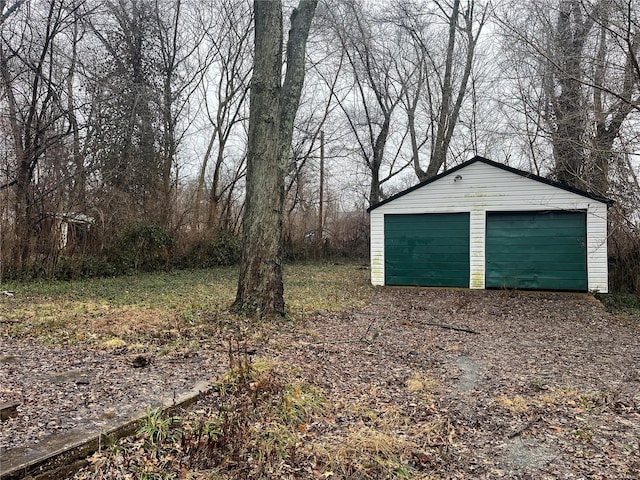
[0,0,638,293]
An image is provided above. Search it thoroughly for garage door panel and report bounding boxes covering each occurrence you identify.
[384,230,469,240]
[488,240,585,251]
[486,211,587,290]
[387,262,469,273]
[387,270,469,287]
[386,247,469,259]
[387,215,467,224]
[488,264,587,278]
[387,277,469,287]
[387,266,470,276]
[386,254,469,264]
[489,253,587,264]
[385,213,469,287]
[385,237,469,246]
[487,276,587,290]
[491,228,585,239]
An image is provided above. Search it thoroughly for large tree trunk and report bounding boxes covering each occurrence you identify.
[550,0,595,189]
[233,0,317,316]
[234,0,284,316]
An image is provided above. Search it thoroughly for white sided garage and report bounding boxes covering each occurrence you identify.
[368,156,611,292]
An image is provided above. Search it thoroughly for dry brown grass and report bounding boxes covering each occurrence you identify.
[1,262,372,349]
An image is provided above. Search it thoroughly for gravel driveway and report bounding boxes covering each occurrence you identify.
[266,288,640,478]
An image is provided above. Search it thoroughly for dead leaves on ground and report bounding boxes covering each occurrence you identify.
[5,288,640,479]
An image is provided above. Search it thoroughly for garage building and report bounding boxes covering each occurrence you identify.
[369,156,612,292]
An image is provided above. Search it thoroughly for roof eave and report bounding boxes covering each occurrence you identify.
[367,156,614,212]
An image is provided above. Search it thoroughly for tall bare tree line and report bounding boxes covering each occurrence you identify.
[497,0,640,195]
[0,0,253,277]
[1,0,639,285]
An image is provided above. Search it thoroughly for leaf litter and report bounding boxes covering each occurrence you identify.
[2,287,639,479]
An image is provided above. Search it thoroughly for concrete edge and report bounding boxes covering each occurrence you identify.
[0,380,213,480]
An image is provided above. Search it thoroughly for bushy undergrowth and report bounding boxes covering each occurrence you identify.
[3,220,365,282]
[13,227,244,281]
[175,230,242,269]
[597,291,640,316]
[107,224,174,274]
[608,206,640,295]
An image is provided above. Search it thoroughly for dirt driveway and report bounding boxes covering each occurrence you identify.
[265,288,640,479]
[3,288,640,479]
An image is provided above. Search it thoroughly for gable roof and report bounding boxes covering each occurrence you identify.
[367,156,614,212]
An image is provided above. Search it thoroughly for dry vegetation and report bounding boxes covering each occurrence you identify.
[1,263,639,479]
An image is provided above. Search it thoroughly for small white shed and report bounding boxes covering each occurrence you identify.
[369,156,612,292]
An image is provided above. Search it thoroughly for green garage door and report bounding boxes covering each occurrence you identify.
[485,211,587,290]
[385,213,470,287]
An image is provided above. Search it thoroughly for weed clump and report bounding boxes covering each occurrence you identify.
[597,291,640,317]
[75,341,325,479]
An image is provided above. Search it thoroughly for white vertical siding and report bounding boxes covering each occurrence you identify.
[586,203,608,292]
[370,161,609,292]
[469,209,486,289]
[370,210,385,286]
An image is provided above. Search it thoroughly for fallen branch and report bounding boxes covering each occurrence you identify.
[310,339,371,346]
[309,316,389,346]
[508,415,543,439]
[423,322,479,334]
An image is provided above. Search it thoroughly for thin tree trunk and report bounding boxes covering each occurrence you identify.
[67,8,85,210]
[316,129,324,252]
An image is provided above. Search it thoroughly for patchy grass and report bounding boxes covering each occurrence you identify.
[0,262,371,348]
[317,402,456,479]
[284,261,370,316]
[405,372,440,396]
[324,425,417,478]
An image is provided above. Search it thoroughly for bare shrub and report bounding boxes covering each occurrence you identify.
[608,205,640,294]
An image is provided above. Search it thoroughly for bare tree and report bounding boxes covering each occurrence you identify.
[233,0,317,316]
[394,0,488,181]
[586,0,640,194]
[498,0,640,195]
[0,0,79,271]
[194,0,252,232]
[0,0,26,26]
[81,0,208,235]
[282,29,347,250]
[155,0,209,229]
[322,0,411,206]
[85,0,162,225]
[65,0,87,211]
